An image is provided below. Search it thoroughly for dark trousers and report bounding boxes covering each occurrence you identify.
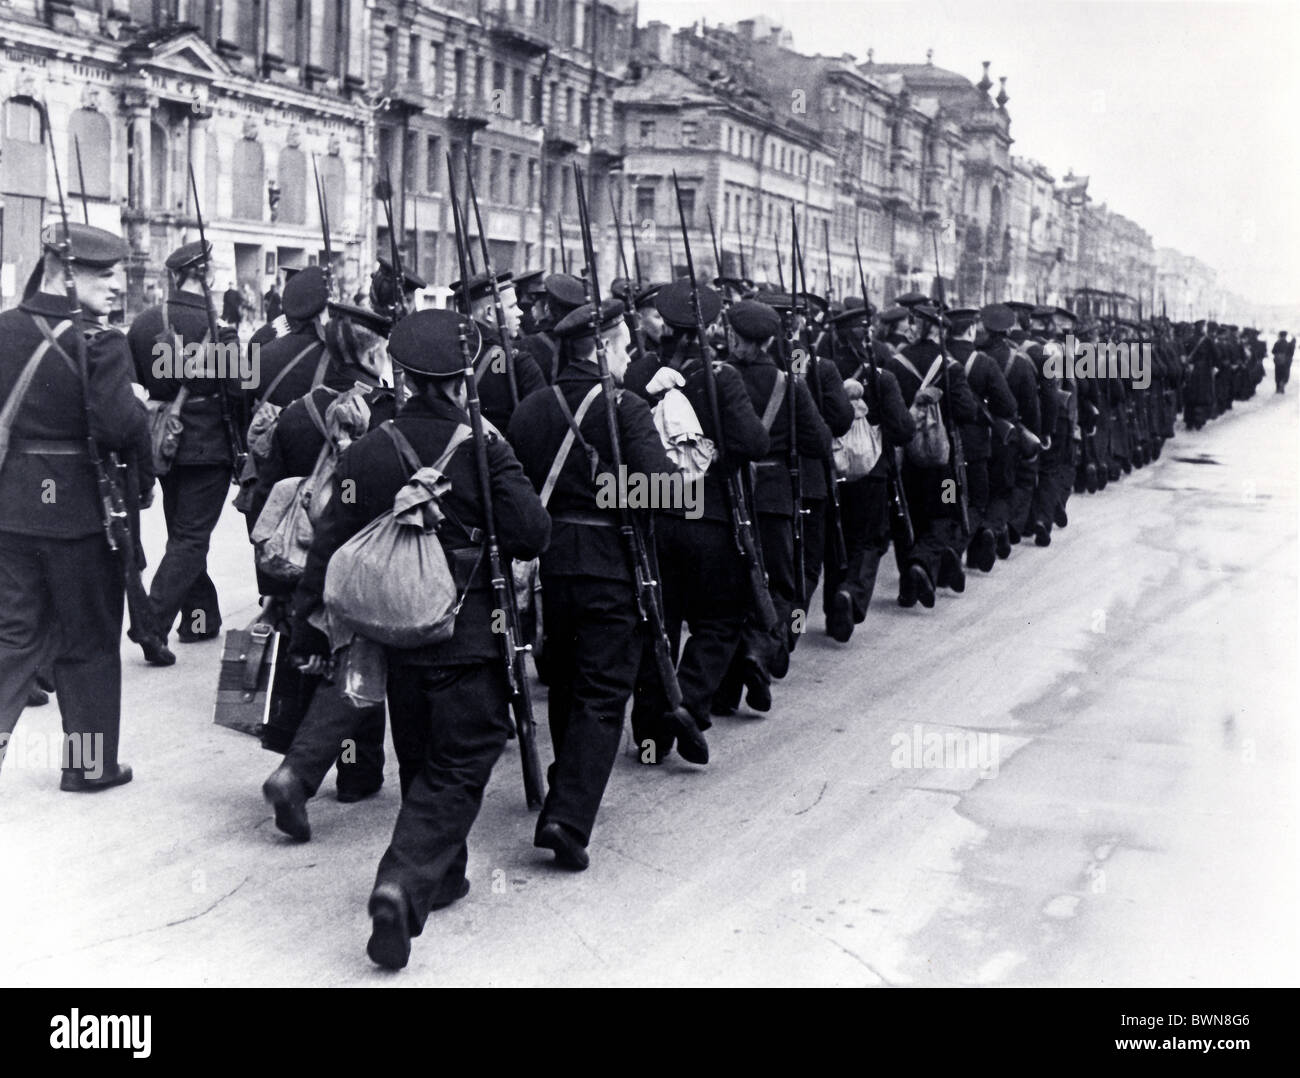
[897,463,963,583]
[800,496,827,618]
[1009,453,1039,533]
[374,661,512,935]
[824,474,890,621]
[282,672,387,798]
[150,464,229,637]
[537,572,640,846]
[632,516,747,748]
[1277,360,1292,392]
[964,456,991,540]
[987,441,1015,533]
[0,531,124,777]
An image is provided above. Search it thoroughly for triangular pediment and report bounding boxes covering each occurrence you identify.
[126,29,232,81]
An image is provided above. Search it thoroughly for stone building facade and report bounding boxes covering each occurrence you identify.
[0,0,372,317]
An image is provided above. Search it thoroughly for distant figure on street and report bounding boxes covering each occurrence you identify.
[1273,331,1293,393]
[264,281,282,321]
[222,281,242,325]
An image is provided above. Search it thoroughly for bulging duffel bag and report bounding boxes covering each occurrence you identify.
[323,422,476,649]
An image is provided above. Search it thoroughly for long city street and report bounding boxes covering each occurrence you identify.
[2,389,1296,987]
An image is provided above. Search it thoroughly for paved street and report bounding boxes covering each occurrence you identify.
[2,389,1296,987]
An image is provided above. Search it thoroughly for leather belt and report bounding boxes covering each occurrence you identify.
[9,438,87,455]
[552,511,618,529]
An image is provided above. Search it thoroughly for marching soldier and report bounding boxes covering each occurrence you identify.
[946,307,1017,572]
[628,281,769,758]
[289,309,551,969]
[0,223,151,789]
[517,273,587,385]
[718,298,831,705]
[254,302,398,819]
[981,303,1040,551]
[822,305,915,640]
[249,267,333,411]
[507,297,689,868]
[448,269,547,431]
[127,239,244,646]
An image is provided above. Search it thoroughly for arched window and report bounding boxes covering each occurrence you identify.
[1,97,46,197]
[68,108,111,199]
[232,138,265,220]
[277,146,306,225]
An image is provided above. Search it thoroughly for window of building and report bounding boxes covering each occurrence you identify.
[454,49,466,97]
[231,138,264,220]
[426,135,441,191]
[508,154,520,205]
[681,120,697,147]
[278,146,306,224]
[512,69,526,119]
[635,184,655,226]
[489,149,502,201]
[67,108,111,199]
[639,120,655,145]
[430,42,443,96]
[527,158,538,204]
[678,188,695,228]
[408,34,421,81]
[565,86,575,124]
[530,77,543,124]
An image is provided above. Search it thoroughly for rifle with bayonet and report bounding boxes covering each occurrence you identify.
[373,164,409,321]
[785,212,807,611]
[707,204,724,283]
[931,228,970,533]
[189,164,248,482]
[813,217,848,576]
[447,168,545,811]
[609,187,649,363]
[311,154,336,299]
[46,109,169,662]
[464,151,520,408]
[854,236,912,546]
[671,171,777,632]
[574,164,701,745]
[557,214,569,274]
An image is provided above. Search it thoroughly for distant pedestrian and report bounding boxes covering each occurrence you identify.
[222,281,242,325]
[1273,331,1292,393]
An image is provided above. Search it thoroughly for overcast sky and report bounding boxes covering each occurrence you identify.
[638,0,1300,305]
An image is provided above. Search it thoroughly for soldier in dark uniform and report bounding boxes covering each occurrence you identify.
[878,304,980,605]
[822,305,915,640]
[517,273,587,386]
[248,267,332,413]
[947,307,1017,572]
[716,298,831,706]
[507,298,694,868]
[289,309,551,969]
[981,304,1039,552]
[0,223,151,789]
[626,282,769,759]
[254,303,398,822]
[513,269,546,335]
[448,269,547,432]
[127,240,243,644]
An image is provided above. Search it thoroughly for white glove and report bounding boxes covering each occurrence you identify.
[646,366,686,396]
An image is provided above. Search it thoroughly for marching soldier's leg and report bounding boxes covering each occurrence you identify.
[759,512,795,677]
[45,533,129,788]
[797,496,827,641]
[371,661,512,937]
[0,532,52,764]
[963,457,994,571]
[149,464,229,640]
[333,702,386,802]
[536,574,639,856]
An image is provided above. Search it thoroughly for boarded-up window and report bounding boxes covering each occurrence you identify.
[68,109,111,200]
[232,139,265,220]
[1,98,46,199]
[278,146,306,224]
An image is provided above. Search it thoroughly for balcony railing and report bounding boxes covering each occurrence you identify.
[482,10,551,56]
[544,120,585,153]
[448,93,493,129]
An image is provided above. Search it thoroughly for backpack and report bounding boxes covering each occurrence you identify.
[323,421,478,649]
[832,395,882,479]
[895,353,950,468]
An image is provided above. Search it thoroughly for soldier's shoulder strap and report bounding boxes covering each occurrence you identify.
[255,340,320,412]
[760,370,787,432]
[0,318,74,475]
[539,383,603,509]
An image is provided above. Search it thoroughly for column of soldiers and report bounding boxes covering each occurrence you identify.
[0,180,1288,969]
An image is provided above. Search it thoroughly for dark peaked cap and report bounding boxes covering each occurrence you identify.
[553,298,627,340]
[655,279,723,329]
[165,239,212,272]
[980,303,1017,334]
[728,299,782,341]
[387,309,483,377]
[283,265,330,321]
[41,223,129,267]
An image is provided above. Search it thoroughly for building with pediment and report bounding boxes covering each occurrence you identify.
[0,1,371,316]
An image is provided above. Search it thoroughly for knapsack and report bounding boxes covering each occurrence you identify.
[323,421,477,649]
[895,353,950,468]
